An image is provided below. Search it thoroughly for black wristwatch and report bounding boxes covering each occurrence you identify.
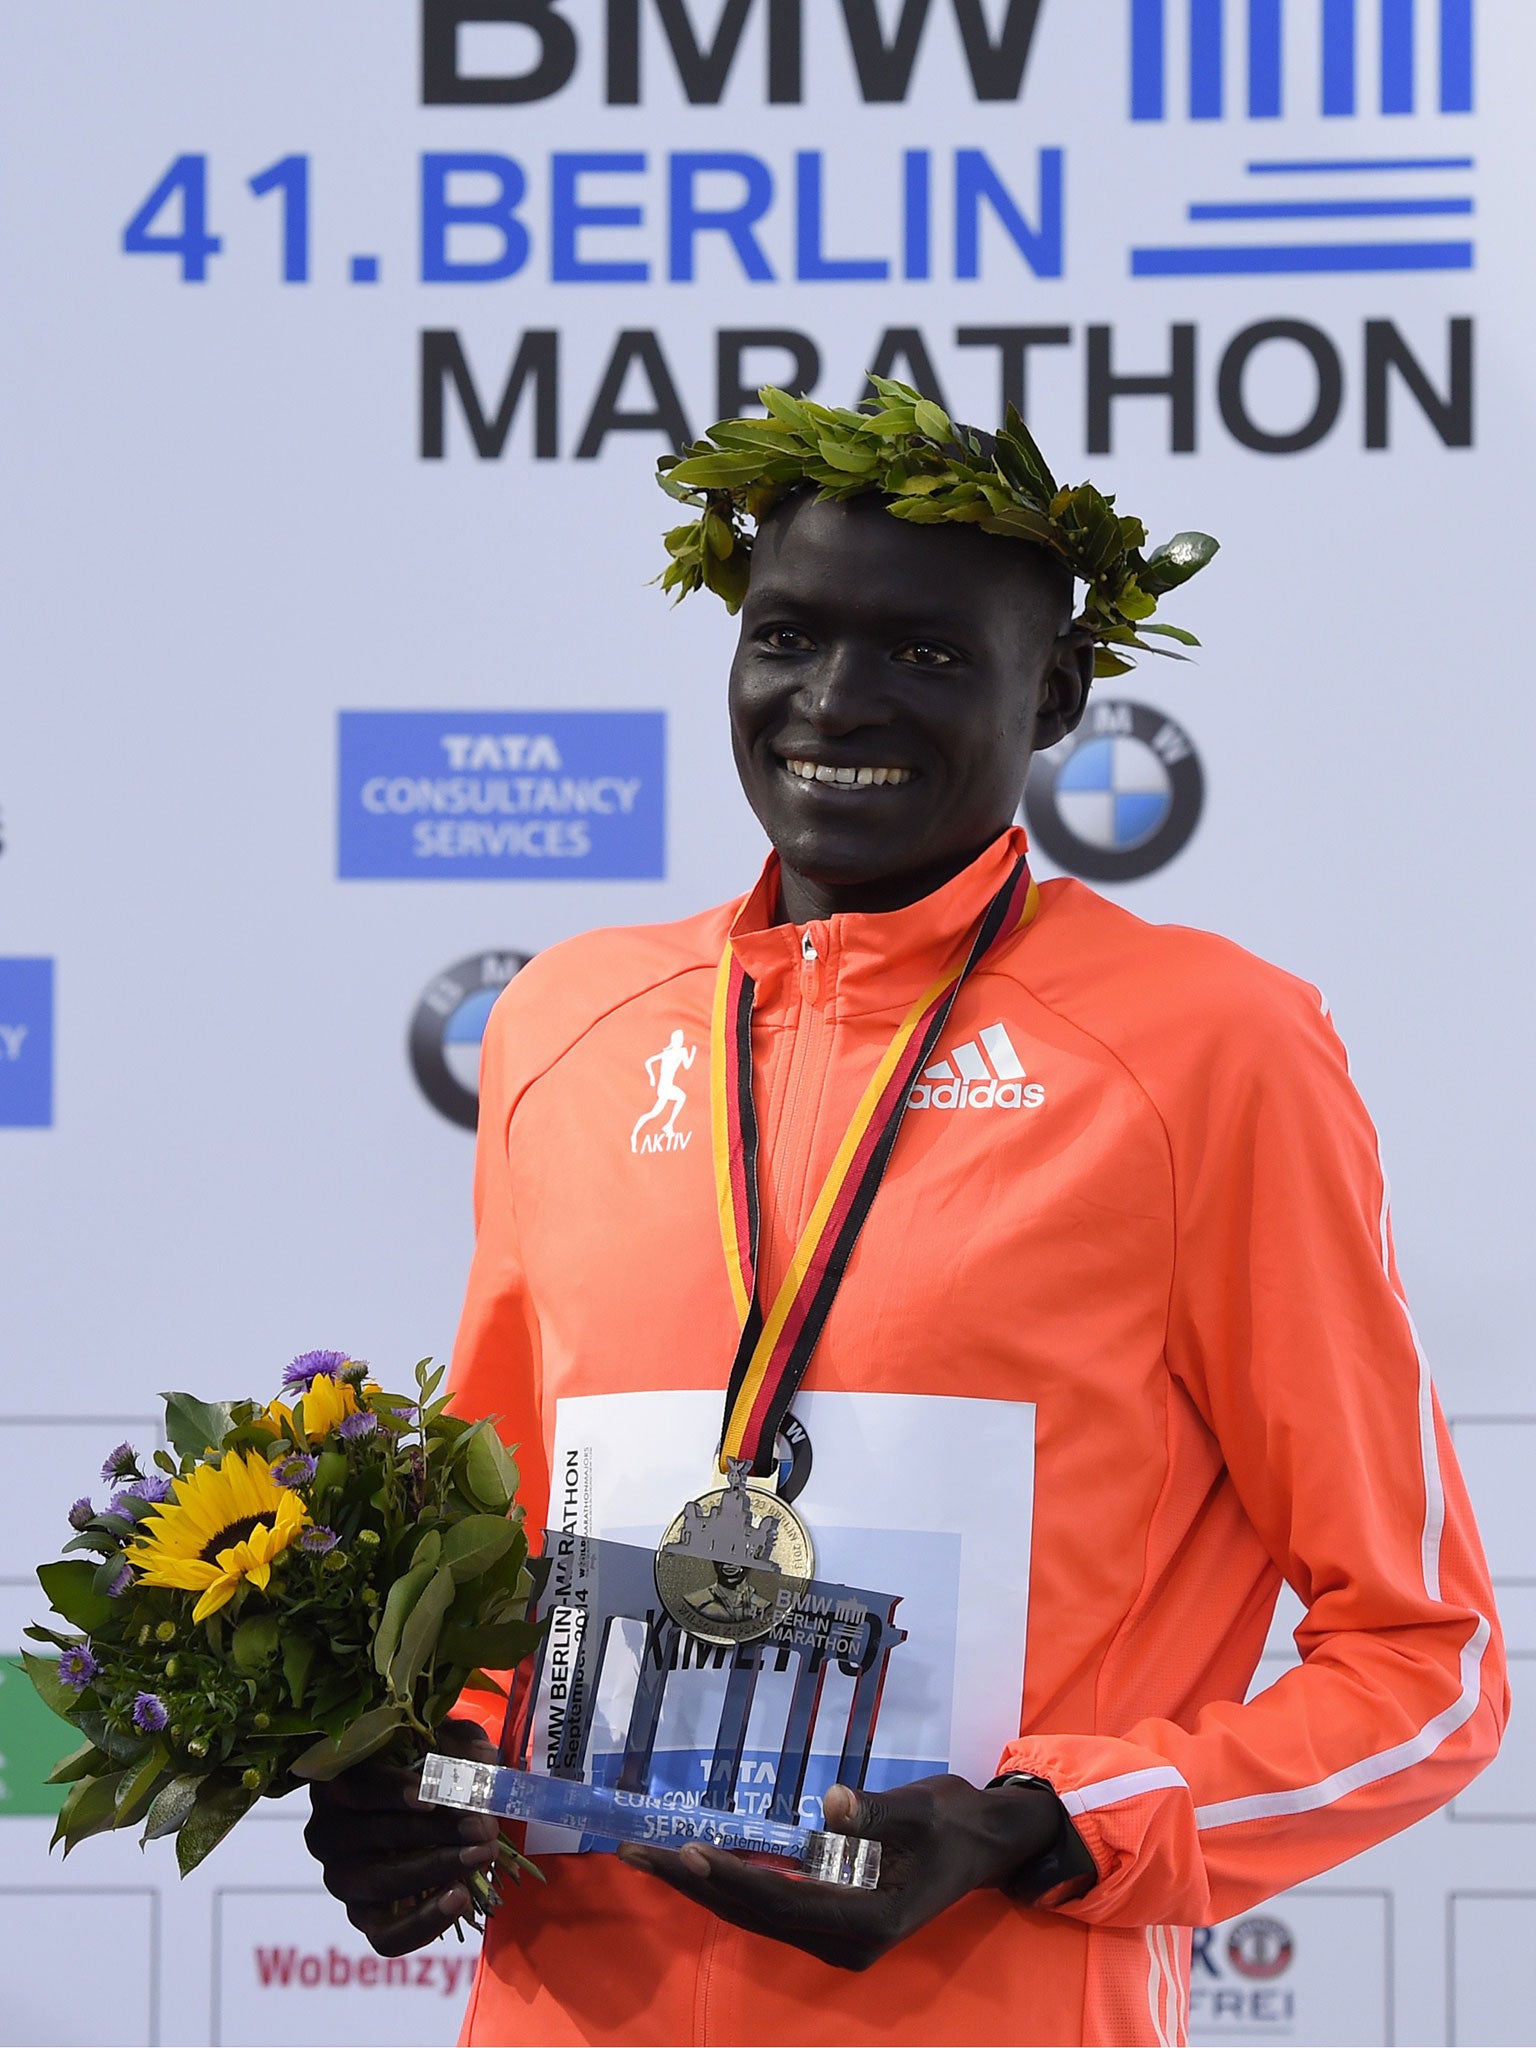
[985,1772,1099,1900]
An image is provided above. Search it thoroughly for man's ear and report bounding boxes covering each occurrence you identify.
[1031,626,1095,752]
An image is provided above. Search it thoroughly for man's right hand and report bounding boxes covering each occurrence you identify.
[303,1717,501,1956]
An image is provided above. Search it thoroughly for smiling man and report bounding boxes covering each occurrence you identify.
[306,384,1505,2047]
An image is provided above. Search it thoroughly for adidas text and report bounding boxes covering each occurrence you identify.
[907,1023,1045,1112]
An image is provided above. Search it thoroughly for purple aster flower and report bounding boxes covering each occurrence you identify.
[131,1692,169,1734]
[57,1645,99,1692]
[100,1442,140,1484]
[282,1349,350,1390]
[272,1453,317,1489]
[337,1410,377,1443]
[132,1475,174,1505]
[67,1496,95,1531]
[104,1561,134,1599]
[297,1525,338,1555]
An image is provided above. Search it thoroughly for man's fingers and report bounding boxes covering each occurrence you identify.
[310,1761,433,1813]
[619,1843,883,1943]
[348,1887,474,1958]
[305,1805,497,1860]
[321,1839,497,1908]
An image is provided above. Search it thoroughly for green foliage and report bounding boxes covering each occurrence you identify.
[28,1354,541,1932]
[656,374,1219,675]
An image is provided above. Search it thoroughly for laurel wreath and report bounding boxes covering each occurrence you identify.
[656,375,1219,679]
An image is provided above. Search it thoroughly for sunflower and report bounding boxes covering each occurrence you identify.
[132,1450,310,1623]
[255,1372,362,1445]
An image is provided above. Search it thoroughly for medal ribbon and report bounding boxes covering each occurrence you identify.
[711,852,1040,1476]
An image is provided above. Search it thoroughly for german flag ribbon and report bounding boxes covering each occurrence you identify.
[710,852,1041,1477]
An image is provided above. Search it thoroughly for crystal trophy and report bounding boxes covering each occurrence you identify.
[420,1751,881,1888]
[421,1528,910,1893]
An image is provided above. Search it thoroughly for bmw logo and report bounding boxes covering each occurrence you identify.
[1025,700,1204,883]
[408,951,530,1130]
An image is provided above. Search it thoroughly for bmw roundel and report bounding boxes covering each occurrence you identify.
[1025,700,1204,883]
[409,951,531,1130]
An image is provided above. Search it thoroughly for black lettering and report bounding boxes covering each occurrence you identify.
[422,0,578,104]
[1190,1928,1218,1977]
[1365,316,1473,449]
[607,0,755,104]
[952,0,1045,100]
[1087,323,1196,454]
[767,0,803,101]
[716,328,821,416]
[839,0,933,102]
[576,329,692,457]
[1218,318,1342,454]
[420,329,559,459]
[956,325,1070,419]
[864,327,948,408]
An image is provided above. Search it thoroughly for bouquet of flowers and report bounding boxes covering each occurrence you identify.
[24,1351,541,1920]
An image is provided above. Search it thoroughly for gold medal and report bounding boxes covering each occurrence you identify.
[655,1460,815,1646]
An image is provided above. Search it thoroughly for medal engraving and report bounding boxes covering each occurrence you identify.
[655,1460,814,1645]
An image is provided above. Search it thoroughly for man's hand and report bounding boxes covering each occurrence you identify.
[615,1773,1066,1973]
[303,1717,501,1957]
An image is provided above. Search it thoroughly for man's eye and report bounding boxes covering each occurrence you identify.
[761,627,815,653]
[896,641,958,668]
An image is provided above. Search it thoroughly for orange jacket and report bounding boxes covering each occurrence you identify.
[449,827,1505,2048]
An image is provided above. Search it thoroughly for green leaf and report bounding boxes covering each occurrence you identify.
[463,1427,513,1515]
[47,1740,109,1786]
[37,1559,116,1634]
[53,1770,129,1853]
[21,1649,84,1724]
[282,1632,316,1711]
[161,1391,237,1463]
[410,1529,443,1574]
[90,1554,130,1601]
[389,1563,456,1698]
[438,1618,544,1672]
[1141,530,1220,594]
[115,1744,170,1827]
[1093,648,1135,679]
[440,1515,518,1585]
[815,436,879,475]
[288,1705,405,1783]
[912,399,952,441]
[176,1774,256,1875]
[231,1613,281,1674]
[372,1561,438,1679]
[1137,621,1202,646]
[142,1772,203,1843]
[312,1448,347,1496]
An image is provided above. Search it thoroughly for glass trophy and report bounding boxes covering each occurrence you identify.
[420,1751,881,1888]
[418,1528,910,1892]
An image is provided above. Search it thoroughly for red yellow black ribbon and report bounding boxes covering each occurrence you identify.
[711,853,1040,1476]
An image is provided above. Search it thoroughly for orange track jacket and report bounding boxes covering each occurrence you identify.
[448,827,1505,2047]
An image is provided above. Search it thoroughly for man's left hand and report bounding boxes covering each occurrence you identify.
[615,1774,1063,1972]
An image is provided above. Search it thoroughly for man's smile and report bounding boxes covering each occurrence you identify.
[781,756,917,789]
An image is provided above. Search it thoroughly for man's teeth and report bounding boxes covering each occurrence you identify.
[784,759,913,787]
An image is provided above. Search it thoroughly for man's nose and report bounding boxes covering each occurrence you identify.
[795,646,889,734]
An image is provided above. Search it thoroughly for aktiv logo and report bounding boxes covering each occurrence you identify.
[907,1023,1044,1112]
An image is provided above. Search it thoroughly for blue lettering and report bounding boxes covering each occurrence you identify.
[955,148,1063,280]
[552,152,649,283]
[668,153,775,283]
[421,153,530,283]
[795,151,888,283]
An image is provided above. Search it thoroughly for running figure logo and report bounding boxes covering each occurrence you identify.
[631,1029,697,1154]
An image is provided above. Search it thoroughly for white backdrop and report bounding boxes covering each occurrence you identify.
[1,4,1532,2043]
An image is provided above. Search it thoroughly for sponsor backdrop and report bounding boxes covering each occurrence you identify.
[1,3,1532,2041]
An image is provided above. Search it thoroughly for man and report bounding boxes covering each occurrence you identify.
[306,384,1506,2046]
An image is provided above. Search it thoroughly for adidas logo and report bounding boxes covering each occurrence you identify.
[906,1023,1045,1112]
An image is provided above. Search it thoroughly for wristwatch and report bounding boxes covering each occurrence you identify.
[984,1772,1099,1901]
